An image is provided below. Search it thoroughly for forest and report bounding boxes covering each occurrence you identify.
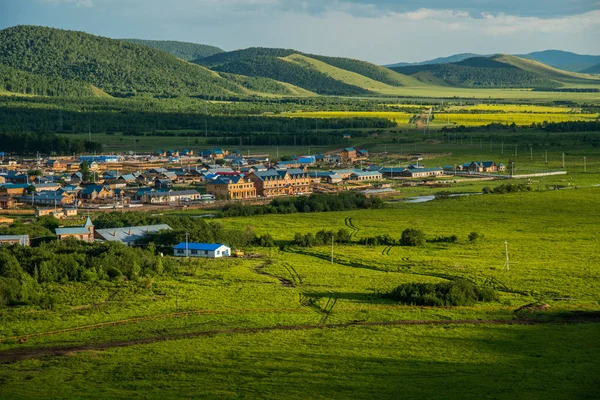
[0,132,101,154]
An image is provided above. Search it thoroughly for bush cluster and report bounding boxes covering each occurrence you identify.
[384,280,498,306]
[293,229,352,247]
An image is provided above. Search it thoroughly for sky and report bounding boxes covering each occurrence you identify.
[1,0,599,64]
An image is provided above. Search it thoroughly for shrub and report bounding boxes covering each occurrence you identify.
[384,280,498,306]
[468,232,482,242]
[400,228,425,247]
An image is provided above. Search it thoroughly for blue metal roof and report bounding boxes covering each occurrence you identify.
[173,243,228,251]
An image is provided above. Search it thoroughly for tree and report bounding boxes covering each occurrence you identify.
[400,228,425,247]
[80,162,92,182]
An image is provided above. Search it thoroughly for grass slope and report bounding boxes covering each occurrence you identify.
[493,55,600,87]
[282,54,400,92]
[121,39,224,61]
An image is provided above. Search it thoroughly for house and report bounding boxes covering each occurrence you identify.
[70,172,84,182]
[80,185,114,200]
[340,147,357,162]
[0,184,30,196]
[55,217,94,242]
[247,169,311,197]
[173,243,231,258]
[331,169,362,180]
[349,171,382,181]
[154,178,173,189]
[45,160,61,170]
[0,196,15,209]
[141,189,201,204]
[95,224,172,246]
[26,191,75,206]
[400,167,444,178]
[103,178,128,190]
[206,175,256,200]
[0,235,30,246]
[465,161,498,173]
[379,167,406,178]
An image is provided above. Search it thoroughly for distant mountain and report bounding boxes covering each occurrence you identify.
[0,26,300,98]
[121,39,224,61]
[196,47,422,96]
[517,50,600,73]
[386,53,483,68]
[388,50,600,73]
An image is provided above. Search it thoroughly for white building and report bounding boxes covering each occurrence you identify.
[173,243,231,258]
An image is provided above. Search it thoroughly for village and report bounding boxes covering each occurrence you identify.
[0,146,507,254]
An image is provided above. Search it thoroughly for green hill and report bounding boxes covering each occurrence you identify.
[390,57,561,89]
[121,39,224,61]
[0,25,273,98]
[517,50,600,73]
[492,55,600,87]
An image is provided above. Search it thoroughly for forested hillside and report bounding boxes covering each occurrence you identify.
[582,63,600,74]
[122,39,224,61]
[0,63,96,97]
[0,26,252,98]
[198,49,370,95]
[391,57,561,88]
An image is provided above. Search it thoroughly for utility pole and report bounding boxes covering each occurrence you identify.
[562,153,565,168]
[504,241,510,271]
[545,150,548,164]
[185,231,189,258]
[584,157,587,173]
[501,142,504,155]
[530,147,533,161]
[514,145,518,158]
[511,161,515,177]
[331,236,334,264]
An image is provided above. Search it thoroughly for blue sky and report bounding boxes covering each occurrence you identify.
[1,0,599,64]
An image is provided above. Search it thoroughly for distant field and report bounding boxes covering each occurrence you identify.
[279,110,598,127]
[446,104,581,113]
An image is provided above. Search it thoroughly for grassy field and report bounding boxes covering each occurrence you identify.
[1,183,599,398]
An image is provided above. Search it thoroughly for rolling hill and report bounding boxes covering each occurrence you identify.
[121,39,224,61]
[0,26,302,98]
[492,55,600,87]
[390,57,561,89]
[196,47,423,95]
[390,55,600,89]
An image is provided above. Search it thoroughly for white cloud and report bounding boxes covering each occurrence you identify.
[42,0,94,7]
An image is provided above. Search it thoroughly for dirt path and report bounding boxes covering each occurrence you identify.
[2,316,598,365]
[253,261,295,287]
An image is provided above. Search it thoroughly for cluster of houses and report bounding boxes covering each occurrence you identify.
[0,147,507,209]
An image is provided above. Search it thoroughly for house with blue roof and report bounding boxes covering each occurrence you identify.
[173,242,231,258]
